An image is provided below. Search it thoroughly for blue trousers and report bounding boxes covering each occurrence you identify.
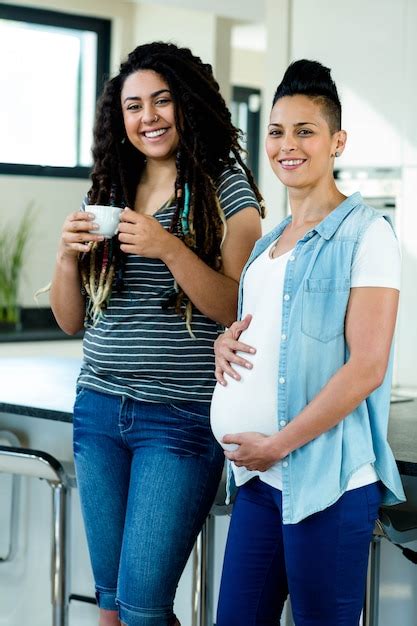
[217,477,383,626]
[73,387,224,626]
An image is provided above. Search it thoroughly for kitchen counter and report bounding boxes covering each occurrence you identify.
[0,356,416,475]
[0,356,80,422]
[0,307,83,343]
[387,399,417,476]
[0,329,83,343]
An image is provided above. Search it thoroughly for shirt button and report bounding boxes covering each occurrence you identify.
[289,255,295,261]
[282,461,289,468]
[279,377,286,384]
[279,420,287,427]
[283,294,290,301]
[281,334,287,341]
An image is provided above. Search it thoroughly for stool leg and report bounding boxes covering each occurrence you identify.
[282,598,294,625]
[0,475,20,563]
[191,515,215,626]
[365,536,381,626]
[191,534,201,626]
[201,515,215,626]
[50,483,70,626]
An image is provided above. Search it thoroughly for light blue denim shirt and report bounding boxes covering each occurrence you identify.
[227,192,405,524]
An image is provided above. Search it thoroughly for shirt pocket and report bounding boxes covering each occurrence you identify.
[301,277,350,343]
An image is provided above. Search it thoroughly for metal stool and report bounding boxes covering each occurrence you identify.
[191,469,295,626]
[365,474,417,626]
[191,464,232,626]
[0,441,75,626]
[0,431,21,563]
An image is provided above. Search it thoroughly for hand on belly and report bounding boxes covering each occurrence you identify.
[222,431,281,472]
[221,441,240,452]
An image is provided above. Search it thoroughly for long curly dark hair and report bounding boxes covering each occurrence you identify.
[80,41,264,328]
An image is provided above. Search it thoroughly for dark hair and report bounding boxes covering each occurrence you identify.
[272,59,341,134]
[80,41,264,327]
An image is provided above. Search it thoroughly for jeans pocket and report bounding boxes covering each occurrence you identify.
[167,401,210,421]
[73,385,87,412]
[75,384,86,398]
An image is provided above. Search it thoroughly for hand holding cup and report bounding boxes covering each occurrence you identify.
[85,205,123,239]
[59,210,105,259]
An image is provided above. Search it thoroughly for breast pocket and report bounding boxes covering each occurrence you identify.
[301,277,350,343]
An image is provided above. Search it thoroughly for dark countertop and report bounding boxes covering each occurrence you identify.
[0,307,83,342]
[0,357,416,474]
[387,399,417,476]
[0,329,83,343]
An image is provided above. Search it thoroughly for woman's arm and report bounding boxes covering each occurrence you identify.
[224,286,399,471]
[118,207,262,327]
[50,211,103,335]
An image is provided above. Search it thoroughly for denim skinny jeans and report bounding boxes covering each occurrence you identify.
[73,387,224,626]
[217,477,383,626]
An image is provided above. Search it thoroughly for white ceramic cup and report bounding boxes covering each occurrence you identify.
[85,205,123,239]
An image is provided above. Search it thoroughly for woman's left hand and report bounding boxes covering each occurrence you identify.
[118,208,178,258]
[223,432,281,472]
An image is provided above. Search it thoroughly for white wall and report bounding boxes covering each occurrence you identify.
[259,0,292,232]
[132,4,217,65]
[132,5,234,101]
[288,0,417,392]
[231,48,265,89]
[396,168,417,389]
[133,0,265,22]
[291,0,406,169]
[396,0,417,389]
[1,177,89,308]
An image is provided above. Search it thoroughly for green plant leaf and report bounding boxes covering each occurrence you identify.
[0,204,35,307]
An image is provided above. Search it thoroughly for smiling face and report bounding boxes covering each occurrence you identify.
[265,94,346,191]
[120,69,179,161]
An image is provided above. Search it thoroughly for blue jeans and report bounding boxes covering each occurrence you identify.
[217,477,383,626]
[73,387,224,626]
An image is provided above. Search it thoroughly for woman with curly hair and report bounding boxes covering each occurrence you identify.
[50,42,263,626]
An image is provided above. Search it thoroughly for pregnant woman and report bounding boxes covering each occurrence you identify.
[211,59,405,626]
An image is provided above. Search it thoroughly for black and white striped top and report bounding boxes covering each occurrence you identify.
[78,167,260,403]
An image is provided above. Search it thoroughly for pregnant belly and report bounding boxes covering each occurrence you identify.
[210,361,278,452]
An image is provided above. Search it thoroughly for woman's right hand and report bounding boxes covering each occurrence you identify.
[214,314,256,385]
[59,211,104,258]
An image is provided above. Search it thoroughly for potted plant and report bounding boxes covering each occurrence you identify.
[0,206,33,331]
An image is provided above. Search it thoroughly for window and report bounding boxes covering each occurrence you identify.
[0,4,110,178]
